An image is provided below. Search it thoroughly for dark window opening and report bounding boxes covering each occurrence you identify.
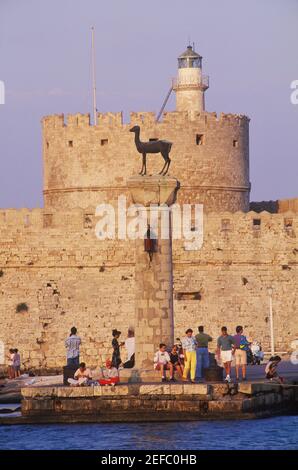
[233,139,238,148]
[101,139,108,146]
[68,140,73,148]
[253,218,261,229]
[176,291,201,301]
[16,303,29,313]
[196,134,204,145]
[84,214,93,229]
[46,142,49,149]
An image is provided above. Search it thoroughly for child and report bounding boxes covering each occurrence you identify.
[7,348,15,379]
[175,338,185,367]
[154,343,173,382]
[99,359,120,386]
[170,344,184,379]
[265,355,284,383]
[68,362,92,386]
[13,349,21,378]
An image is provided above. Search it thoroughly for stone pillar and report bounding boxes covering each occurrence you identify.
[127,175,180,369]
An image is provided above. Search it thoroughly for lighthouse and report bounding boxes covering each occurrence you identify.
[173,45,209,113]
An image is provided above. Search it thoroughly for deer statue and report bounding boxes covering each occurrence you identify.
[129,125,172,176]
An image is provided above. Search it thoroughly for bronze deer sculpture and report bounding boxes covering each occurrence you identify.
[130,125,172,176]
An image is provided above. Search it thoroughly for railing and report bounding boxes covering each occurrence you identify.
[172,74,209,89]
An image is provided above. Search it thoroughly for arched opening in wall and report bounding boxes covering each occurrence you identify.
[16,303,29,313]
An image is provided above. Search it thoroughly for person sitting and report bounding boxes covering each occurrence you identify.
[68,362,92,386]
[99,359,120,386]
[123,328,135,369]
[265,355,284,383]
[154,343,173,382]
[170,345,183,380]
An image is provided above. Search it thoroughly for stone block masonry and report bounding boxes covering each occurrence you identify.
[42,111,250,213]
[128,176,179,368]
[16,381,298,423]
[0,208,297,369]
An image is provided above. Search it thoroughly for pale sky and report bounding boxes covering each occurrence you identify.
[0,0,297,208]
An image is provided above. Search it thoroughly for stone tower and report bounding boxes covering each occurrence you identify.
[173,45,209,113]
[42,46,250,213]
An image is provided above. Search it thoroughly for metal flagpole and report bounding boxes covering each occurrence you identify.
[91,26,97,125]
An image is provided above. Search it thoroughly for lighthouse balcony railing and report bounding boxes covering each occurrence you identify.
[172,75,209,89]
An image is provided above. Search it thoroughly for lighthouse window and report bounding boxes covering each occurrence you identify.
[178,58,187,68]
[196,134,204,145]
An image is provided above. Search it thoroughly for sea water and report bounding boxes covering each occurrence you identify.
[0,416,297,450]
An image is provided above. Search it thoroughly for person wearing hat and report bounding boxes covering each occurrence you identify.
[99,359,120,386]
[111,329,123,369]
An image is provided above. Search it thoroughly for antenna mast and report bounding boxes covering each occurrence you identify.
[91,26,97,125]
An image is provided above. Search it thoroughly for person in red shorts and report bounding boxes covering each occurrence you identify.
[99,359,120,386]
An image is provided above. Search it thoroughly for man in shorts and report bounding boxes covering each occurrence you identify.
[216,326,235,383]
[233,325,250,381]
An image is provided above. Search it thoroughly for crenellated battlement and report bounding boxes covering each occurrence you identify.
[0,208,297,241]
[41,110,250,131]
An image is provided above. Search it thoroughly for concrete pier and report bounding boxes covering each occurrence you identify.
[0,381,295,424]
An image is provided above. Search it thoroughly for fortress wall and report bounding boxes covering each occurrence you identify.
[0,208,135,369]
[43,111,250,213]
[173,210,298,353]
[0,209,297,368]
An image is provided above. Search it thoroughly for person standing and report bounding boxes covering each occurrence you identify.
[7,348,15,379]
[13,348,21,378]
[169,344,183,379]
[182,329,197,383]
[65,326,81,368]
[195,326,212,380]
[111,329,123,369]
[123,328,135,369]
[216,326,235,383]
[233,325,250,381]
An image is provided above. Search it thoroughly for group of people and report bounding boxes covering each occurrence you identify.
[6,324,282,387]
[6,348,21,379]
[65,324,284,386]
[153,325,282,383]
[65,326,135,387]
